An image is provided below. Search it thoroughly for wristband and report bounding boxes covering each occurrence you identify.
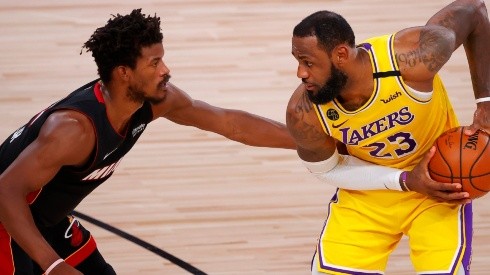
[400,171,410,192]
[45,259,64,275]
[475,97,490,103]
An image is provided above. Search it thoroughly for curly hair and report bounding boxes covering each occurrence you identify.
[293,11,355,55]
[82,9,163,83]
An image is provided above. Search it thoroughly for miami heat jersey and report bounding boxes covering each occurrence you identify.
[0,80,153,227]
[314,34,459,169]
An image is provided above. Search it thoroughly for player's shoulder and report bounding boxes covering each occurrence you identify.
[287,84,307,106]
[32,110,96,166]
[164,82,189,102]
[150,81,195,119]
[286,84,319,125]
[41,110,95,142]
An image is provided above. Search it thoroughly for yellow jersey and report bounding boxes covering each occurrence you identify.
[314,34,459,170]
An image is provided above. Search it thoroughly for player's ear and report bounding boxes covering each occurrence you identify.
[114,66,131,81]
[333,45,349,67]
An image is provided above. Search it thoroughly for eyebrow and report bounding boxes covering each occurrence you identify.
[147,56,161,63]
[293,53,310,60]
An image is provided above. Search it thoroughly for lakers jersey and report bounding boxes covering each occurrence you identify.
[314,34,459,170]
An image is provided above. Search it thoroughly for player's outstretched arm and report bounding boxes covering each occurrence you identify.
[0,111,93,275]
[153,82,297,149]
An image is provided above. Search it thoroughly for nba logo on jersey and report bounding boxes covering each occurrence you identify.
[326,109,339,121]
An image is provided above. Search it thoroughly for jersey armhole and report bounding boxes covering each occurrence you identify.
[49,107,99,173]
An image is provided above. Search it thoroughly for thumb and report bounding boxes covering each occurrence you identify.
[420,146,436,168]
[463,125,479,136]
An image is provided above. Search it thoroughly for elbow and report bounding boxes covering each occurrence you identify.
[468,0,488,20]
[473,0,486,9]
[477,0,488,21]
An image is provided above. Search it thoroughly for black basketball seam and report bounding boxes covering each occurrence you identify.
[426,172,490,179]
[459,127,463,185]
[468,132,490,192]
[429,127,490,196]
[430,135,453,179]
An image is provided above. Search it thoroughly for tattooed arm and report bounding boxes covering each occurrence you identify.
[428,0,490,102]
[395,0,490,133]
[286,85,336,162]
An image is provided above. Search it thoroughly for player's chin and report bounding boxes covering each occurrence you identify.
[303,83,317,92]
[305,89,319,100]
[148,92,167,104]
[156,93,167,103]
[157,86,168,97]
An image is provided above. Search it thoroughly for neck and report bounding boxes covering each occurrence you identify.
[100,81,142,135]
[338,49,373,111]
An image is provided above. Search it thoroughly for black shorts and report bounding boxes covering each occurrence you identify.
[0,215,116,274]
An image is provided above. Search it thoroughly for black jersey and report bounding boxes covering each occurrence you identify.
[0,79,153,227]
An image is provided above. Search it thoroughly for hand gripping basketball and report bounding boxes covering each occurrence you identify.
[428,126,490,199]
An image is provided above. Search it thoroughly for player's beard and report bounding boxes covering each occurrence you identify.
[127,75,170,104]
[306,63,348,105]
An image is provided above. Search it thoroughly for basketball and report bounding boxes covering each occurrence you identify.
[428,126,490,199]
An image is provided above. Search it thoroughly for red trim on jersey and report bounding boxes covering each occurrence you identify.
[93,82,126,138]
[94,82,105,103]
[26,189,42,204]
[28,110,47,127]
[64,235,97,267]
[0,224,14,275]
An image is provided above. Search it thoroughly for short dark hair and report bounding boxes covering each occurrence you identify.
[293,11,355,54]
[82,9,163,83]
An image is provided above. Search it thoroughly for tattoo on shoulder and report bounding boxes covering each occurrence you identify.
[295,91,313,114]
[418,28,452,72]
[396,28,452,72]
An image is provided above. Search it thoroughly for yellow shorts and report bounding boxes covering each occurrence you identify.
[315,189,472,274]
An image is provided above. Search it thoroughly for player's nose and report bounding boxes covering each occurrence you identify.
[160,61,170,76]
[297,64,309,79]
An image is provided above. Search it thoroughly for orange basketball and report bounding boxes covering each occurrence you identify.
[428,126,490,199]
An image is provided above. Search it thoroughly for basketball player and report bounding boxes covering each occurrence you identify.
[286,0,490,274]
[0,9,296,275]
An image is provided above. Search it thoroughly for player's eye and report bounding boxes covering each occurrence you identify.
[151,59,161,67]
